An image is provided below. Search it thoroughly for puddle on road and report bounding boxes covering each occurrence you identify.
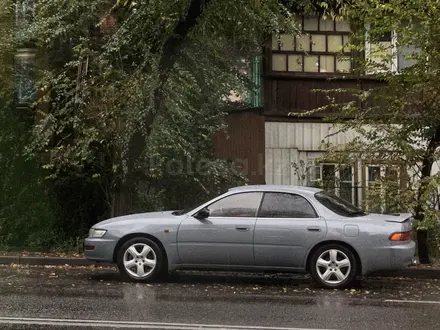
[1,265,440,305]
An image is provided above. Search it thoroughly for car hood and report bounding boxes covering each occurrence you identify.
[94,211,180,227]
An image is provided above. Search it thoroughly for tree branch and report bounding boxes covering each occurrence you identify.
[127,0,212,178]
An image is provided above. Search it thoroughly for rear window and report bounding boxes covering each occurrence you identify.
[314,191,366,217]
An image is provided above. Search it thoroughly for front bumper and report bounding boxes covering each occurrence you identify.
[83,237,118,262]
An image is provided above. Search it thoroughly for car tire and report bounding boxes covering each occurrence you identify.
[116,237,165,282]
[309,244,358,289]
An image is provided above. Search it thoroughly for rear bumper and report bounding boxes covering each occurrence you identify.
[390,240,416,269]
[362,240,416,275]
[83,238,117,262]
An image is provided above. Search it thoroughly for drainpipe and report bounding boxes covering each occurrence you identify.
[250,55,261,108]
[14,0,36,116]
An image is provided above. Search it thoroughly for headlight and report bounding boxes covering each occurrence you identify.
[88,228,107,238]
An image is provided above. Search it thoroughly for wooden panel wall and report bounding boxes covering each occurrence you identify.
[264,78,362,118]
[214,109,265,184]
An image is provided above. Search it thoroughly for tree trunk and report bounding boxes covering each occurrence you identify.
[415,157,432,264]
[121,0,212,215]
[417,230,430,264]
[414,125,440,264]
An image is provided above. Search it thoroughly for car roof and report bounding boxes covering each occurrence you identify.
[228,185,321,195]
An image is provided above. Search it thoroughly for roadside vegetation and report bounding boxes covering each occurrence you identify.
[300,0,440,263]
[1,0,439,262]
[0,0,298,251]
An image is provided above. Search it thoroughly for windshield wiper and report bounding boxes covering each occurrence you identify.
[172,210,185,216]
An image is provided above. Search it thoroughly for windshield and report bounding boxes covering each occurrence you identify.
[314,191,367,217]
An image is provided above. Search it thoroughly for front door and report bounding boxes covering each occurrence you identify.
[254,192,327,269]
[177,192,263,266]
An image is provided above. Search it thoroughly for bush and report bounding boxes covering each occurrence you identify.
[0,104,59,250]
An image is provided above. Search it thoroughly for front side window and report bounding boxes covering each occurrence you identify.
[207,192,263,217]
[258,192,318,218]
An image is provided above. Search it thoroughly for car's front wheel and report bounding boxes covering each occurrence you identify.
[310,244,358,289]
[116,237,165,282]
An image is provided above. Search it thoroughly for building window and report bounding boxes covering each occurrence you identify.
[365,22,421,74]
[15,0,35,43]
[307,163,355,204]
[15,0,35,25]
[339,166,354,203]
[271,16,352,74]
[398,44,419,70]
[224,56,262,107]
[365,27,397,74]
[15,48,36,105]
[363,164,402,213]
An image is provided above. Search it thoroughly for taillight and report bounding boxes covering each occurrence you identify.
[389,231,412,241]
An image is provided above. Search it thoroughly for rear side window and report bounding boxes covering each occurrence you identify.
[258,192,318,218]
[314,191,366,217]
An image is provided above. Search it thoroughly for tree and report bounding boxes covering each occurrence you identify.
[0,0,303,245]
[0,0,14,98]
[307,0,440,263]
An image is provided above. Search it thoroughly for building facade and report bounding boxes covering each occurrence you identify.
[216,14,439,210]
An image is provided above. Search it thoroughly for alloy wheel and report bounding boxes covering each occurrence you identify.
[315,249,351,285]
[123,243,157,278]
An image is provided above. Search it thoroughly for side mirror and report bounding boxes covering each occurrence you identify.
[194,208,210,220]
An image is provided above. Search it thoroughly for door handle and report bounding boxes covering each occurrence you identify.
[307,226,321,232]
[235,226,250,231]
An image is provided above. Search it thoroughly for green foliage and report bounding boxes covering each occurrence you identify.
[291,160,316,186]
[0,0,298,249]
[300,0,440,260]
[0,0,14,95]
[427,226,440,262]
[26,0,295,216]
[0,102,60,249]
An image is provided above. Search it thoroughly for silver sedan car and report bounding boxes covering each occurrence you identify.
[84,185,415,289]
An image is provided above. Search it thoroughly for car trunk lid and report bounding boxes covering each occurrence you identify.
[364,213,414,233]
[383,213,413,224]
[365,212,413,223]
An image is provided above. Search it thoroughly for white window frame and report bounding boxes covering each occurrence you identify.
[308,162,355,204]
[271,15,353,74]
[365,23,426,75]
[364,24,398,74]
[363,164,401,213]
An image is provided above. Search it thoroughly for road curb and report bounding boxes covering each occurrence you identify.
[0,255,439,278]
[0,256,113,267]
[369,268,440,279]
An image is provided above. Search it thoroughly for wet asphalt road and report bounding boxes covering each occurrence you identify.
[0,265,440,329]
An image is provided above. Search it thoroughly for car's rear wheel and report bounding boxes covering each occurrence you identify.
[310,244,357,289]
[116,237,164,282]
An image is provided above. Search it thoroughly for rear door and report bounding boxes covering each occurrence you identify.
[254,192,327,269]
